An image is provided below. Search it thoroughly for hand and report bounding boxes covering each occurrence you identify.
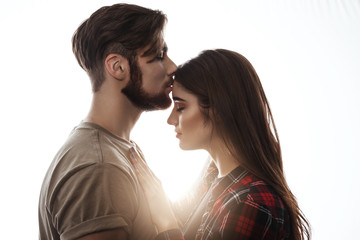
[129,147,179,233]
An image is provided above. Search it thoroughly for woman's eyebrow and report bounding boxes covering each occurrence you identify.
[172,96,185,102]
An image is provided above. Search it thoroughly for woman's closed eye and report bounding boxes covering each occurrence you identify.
[175,102,185,112]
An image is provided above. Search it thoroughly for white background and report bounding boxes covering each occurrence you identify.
[0,0,359,239]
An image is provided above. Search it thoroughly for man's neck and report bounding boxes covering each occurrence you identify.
[84,91,142,141]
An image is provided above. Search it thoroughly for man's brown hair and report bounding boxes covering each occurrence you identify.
[72,4,167,92]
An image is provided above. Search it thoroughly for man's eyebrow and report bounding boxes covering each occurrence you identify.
[172,96,185,101]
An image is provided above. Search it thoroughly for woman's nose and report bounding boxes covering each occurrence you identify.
[167,107,178,126]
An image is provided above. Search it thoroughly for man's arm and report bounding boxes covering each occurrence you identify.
[53,163,138,240]
[75,228,128,240]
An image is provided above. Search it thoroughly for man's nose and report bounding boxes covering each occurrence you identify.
[166,56,177,77]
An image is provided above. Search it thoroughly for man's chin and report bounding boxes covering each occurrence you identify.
[129,94,171,111]
[144,98,172,111]
[122,83,172,111]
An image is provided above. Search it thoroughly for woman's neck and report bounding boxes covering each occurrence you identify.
[208,140,241,178]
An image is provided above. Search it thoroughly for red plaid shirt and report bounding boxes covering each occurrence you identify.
[155,166,290,240]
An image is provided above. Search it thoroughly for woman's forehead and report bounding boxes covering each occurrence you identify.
[172,81,188,95]
[172,82,198,101]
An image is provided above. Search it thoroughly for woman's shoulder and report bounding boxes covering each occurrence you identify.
[223,173,288,221]
[213,173,290,239]
[228,173,285,206]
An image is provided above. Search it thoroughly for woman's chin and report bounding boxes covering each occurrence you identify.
[179,142,196,151]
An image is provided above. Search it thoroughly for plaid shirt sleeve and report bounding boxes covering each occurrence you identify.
[196,170,289,240]
[199,199,288,239]
[154,229,184,240]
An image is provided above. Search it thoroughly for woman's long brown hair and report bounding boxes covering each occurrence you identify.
[175,49,311,239]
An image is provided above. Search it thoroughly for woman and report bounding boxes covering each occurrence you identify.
[130,49,311,239]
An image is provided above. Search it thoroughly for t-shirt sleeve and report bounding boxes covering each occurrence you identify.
[49,163,139,240]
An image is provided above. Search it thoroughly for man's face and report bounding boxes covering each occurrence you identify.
[122,44,177,111]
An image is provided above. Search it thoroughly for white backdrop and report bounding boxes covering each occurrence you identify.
[0,0,359,239]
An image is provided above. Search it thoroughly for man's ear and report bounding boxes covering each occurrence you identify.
[104,54,129,81]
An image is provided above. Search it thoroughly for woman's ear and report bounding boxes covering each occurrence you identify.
[209,108,220,123]
[104,54,129,81]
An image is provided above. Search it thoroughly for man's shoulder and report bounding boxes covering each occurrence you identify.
[61,122,132,160]
[40,124,137,207]
[54,124,102,166]
[45,123,134,187]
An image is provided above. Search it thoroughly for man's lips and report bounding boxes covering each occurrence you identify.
[166,79,174,88]
[164,80,173,93]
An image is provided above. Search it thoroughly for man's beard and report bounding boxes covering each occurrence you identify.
[122,60,172,111]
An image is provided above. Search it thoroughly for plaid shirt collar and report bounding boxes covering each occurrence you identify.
[210,165,249,201]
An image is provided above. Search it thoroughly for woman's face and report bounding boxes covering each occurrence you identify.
[167,82,214,150]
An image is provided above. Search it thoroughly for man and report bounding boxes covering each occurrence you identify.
[38,4,176,240]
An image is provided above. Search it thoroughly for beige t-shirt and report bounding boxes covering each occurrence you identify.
[39,122,157,240]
